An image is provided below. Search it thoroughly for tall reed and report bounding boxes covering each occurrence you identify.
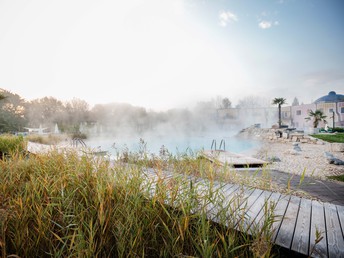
[0,146,278,257]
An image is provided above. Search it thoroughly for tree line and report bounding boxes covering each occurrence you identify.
[0,89,236,135]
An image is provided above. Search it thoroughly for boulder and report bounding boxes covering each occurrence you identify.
[324,151,344,165]
[267,156,281,162]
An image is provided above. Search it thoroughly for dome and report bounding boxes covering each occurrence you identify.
[314,91,344,104]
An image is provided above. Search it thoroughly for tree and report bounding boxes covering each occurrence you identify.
[272,97,287,128]
[221,98,231,109]
[292,97,299,106]
[66,98,90,131]
[26,97,66,128]
[305,109,327,128]
[0,89,27,132]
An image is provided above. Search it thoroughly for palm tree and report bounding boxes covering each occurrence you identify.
[305,109,327,128]
[272,97,287,128]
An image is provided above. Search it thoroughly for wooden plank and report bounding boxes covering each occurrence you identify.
[212,185,254,226]
[141,168,344,257]
[209,184,241,222]
[225,186,256,227]
[274,195,301,249]
[244,190,274,233]
[234,188,265,231]
[291,198,312,256]
[252,192,281,231]
[201,150,268,167]
[309,200,327,258]
[271,194,290,241]
[191,179,225,212]
[336,204,344,237]
[324,203,344,258]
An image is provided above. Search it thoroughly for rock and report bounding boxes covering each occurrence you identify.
[292,143,302,152]
[333,159,344,165]
[324,151,344,165]
[324,151,334,159]
[267,156,281,162]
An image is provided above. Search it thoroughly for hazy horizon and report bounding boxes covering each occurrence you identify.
[1,0,343,111]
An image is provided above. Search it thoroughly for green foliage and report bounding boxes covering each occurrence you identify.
[327,174,344,182]
[271,98,287,106]
[310,133,344,143]
[305,109,327,128]
[0,89,27,132]
[272,97,287,128]
[0,134,26,156]
[333,127,344,133]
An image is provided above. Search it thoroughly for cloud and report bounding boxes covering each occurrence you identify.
[258,20,279,29]
[219,11,238,27]
[303,70,344,86]
[258,21,272,29]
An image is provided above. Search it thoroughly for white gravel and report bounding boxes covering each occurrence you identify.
[253,141,344,179]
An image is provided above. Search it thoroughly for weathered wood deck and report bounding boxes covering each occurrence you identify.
[28,142,343,257]
[143,169,344,257]
[201,150,268,167]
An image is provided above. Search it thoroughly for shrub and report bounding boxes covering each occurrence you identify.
[333,127,344,133]
[0,134,26,158]
[26,134,66,145]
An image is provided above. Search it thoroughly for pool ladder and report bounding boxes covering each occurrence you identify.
[71,137,87,148]
[211,139,225,151]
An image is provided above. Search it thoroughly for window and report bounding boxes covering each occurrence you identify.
[329,108,334,113]
[341,107,344,113]
[296,110,301,115]
[283,112,288,118]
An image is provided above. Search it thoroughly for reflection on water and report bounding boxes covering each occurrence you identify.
[85,134,258,156]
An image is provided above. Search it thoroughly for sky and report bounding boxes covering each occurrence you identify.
[0,0,343,110]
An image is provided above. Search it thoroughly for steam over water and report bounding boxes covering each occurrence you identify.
[85,132,259,157]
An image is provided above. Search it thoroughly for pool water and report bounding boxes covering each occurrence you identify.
[85,133,258,157]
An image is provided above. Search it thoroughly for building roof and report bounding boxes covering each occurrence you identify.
[314,91,344,104]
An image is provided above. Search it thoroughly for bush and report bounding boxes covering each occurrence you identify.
[71,132,87,139]
[26,134,66,145]
[333,127,344,133]
[0,134,26,157]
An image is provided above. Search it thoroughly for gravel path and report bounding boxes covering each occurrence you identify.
[252,141,344,179]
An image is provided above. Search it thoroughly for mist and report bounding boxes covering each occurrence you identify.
[81,97,273,155]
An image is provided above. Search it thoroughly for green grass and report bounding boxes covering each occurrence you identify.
[310,133,344,143]
[328,174,344,182]
[0,147,280,257]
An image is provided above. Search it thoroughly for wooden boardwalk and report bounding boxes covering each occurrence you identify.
[28,142,343,257]
[143,169,344,258]
[201,150,268,167]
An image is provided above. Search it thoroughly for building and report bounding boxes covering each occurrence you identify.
[281,91,344,130]
[216,91,344,130]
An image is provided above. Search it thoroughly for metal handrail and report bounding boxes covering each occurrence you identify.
[219,139,226,151]
[211,139,225,151]
[72,137,87,148]
[211,139,216,151]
